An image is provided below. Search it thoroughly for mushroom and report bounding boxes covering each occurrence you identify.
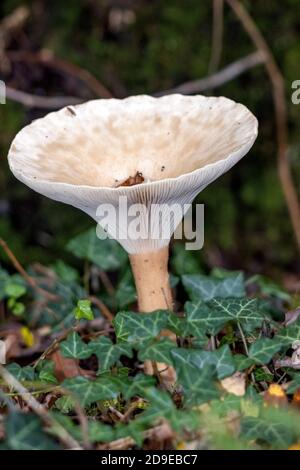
[7,94,258,381]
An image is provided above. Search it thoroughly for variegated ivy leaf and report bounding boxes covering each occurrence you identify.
[62,376,120,407]
[66,228,127,271]
[182,272,245,302]
[171,349,219,405]
[113,310,169,343]
[206,298,267,333]
[276,318,300,348]
[138,338,175,365]
[171,345,235,380]
[241,416,294,449]
[60,331,93,359]
[248,337,283,365]
[88,336,133,373]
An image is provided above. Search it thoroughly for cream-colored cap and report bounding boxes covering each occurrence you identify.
[8,94,258,253]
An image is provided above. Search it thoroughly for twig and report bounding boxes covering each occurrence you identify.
[5,86,82,109]
[208,0,224,75]
[98,269,115,296]
[7,50,113,99]
[155,51,265,96]
[97,421,174,450]
[88,295,114,323]
[0,7,29,58]
[226,0,300,250]
[0,364,82,450]
[0,237,59,301]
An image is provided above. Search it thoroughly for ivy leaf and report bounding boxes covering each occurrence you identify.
[276,319,300,348]
[37,360,57,384]
[60,332,92,359]
[241,416,294,448]
[6,363,35,381]
[173,345,235,380]
[122,374,156,400]
[248,338,283,365]
[182,272,245,302]
[171,349,219,405]
[66,228,127,271]
[113,310,168,343]
[73,299,94,321]
[171,243,202,275]
[89,336,133,373]
[183,300,214,339]
[62,376,120,407]
[233,354,255,371]
[4,413,58,450]
[115,268,136,309]
[207,298,266,333]
[4,283,26,299]
[138,338,175,365]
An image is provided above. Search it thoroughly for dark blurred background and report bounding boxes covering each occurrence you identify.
[1,0,300,283]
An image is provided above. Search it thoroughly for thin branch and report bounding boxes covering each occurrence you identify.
[97,421,174,450]
[226,0,300,250]
[0,364,82,450]
[208,0,224,74]
[88,295,114,323]
[0,238,58,301]
[5,86,83,109]
[155,51,265,96]
[8,50,113,99]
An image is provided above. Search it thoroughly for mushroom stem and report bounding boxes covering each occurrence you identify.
[129,247,176,384]
[129,247,173,313]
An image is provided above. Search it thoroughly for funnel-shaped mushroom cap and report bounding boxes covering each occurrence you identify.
[8,94,258,253]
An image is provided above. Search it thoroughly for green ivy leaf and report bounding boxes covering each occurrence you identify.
[138,338,175,365]
[73,299,94,321]
[183,300,214,339]
[62,376,120,407]
[37,360,58,384]
[113,310,168,343]
[4,413,58,450]
[241,416,294,448]
[171,349,219,405]
[233,354,255,371]
[89,336,133,373]
[122,374,156,400]
[182,272,245,302]
[172,345,235,380]
[6,363,35,381]
[5,283,26,299]
[276,319,300,348]
[66,228,127,271]
[248,338,283,365]
[207,298,266,333]
[115,268,136,309]
[60,332,92,359]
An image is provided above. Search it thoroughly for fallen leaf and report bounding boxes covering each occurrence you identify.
[264,383,288,407]
[288,443,300,450]
[285,307,300,326]
[50,350,93,381]
[292,388,300,407]
[220,372,246,396]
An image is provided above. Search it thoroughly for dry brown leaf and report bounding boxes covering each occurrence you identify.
[264,383,288,407]
[220,372,246,396]
[50,350,92,381]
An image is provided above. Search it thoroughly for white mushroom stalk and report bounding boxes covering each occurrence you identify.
[7,94,258,380]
